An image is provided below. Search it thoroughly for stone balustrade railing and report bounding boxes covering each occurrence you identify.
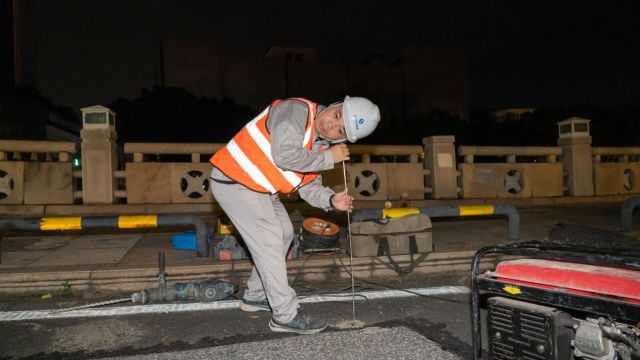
[122,142,425,204]
[0,140,77,204]
[124,143,225,163]
[592,147,640,195]
[124,143,423,163]
[457,145,564,198]
[458,146,562,163]
[593,147,640,162]
[319,145,424,201]
[348,145,423,163]
[2,130,640,207]
[0,140,76,162]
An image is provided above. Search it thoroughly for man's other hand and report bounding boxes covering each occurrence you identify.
[331,190,353,212]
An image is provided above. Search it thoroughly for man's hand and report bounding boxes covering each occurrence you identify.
[331,190,353,212]
[328,144,350,163]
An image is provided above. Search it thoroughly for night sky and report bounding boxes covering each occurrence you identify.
[27,0,640,110]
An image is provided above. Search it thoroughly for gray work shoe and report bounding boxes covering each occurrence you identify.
[269,309,328,334]
[240,298,271,312]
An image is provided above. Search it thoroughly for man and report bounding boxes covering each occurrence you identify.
[209,96,380,334]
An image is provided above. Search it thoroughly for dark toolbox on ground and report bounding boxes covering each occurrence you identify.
[171,218,248,259]
[172,217,299,260]
[471,241,640,360]
[214,233,300,261]
[214,233,250,261]
[212,217,300,261]
[171,217,227,252]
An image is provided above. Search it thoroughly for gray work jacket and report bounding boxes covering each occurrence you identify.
[212,99,337,211]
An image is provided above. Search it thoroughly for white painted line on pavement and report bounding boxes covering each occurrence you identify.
[0,285,469,322]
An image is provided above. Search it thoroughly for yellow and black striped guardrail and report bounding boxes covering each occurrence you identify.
[355,204,520,241]
[0,214,211,259]
[621,196,640,233]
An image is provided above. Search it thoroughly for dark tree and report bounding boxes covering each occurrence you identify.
[108,86,256,144]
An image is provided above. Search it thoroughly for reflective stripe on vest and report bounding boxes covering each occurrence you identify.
[210,98,320,194]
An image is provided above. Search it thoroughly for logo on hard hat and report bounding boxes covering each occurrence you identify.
[354,116,364,131]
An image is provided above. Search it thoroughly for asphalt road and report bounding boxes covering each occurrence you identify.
[101,326,463,360]
[0,276,471,359]
[0,276,474,360]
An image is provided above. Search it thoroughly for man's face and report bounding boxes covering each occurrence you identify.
[315,105,346,141]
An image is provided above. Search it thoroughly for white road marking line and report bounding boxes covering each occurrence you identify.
[0,286,469,322]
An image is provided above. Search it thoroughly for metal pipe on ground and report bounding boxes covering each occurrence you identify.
[620,196,640,233]
[0,214,211,261]
[352,204,520,241]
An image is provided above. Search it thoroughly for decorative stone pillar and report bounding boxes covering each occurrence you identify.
[557,117,594,196]
[423,135,458,199]
[80,105,118,204]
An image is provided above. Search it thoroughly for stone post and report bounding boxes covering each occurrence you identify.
[557,117,594,196]
[80,105,118,204]
[423,135,458,199]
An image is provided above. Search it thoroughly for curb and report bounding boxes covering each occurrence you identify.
[0,251,504,294]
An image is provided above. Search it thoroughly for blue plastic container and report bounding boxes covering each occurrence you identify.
[172,231,210,251]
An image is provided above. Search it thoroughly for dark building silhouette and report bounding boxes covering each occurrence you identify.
[9,1,468,128]
[1,1,78,141]
[1,0,15,91]
[10,0,38,89]
[163,40,223,100]
[162,41,469,123]
[402,45,468,120]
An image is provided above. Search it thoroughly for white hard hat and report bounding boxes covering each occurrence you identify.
[342,96,380,143]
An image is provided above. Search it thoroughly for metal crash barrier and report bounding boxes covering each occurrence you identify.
[0,214,211,260]
[621,196,640,233]
[352,204,520,241]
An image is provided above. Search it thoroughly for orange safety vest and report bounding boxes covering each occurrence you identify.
[210,98,321,194]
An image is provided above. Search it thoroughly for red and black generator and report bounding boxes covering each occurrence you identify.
[471,241,640,360]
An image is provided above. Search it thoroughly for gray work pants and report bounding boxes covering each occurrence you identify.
[209,168,298,323]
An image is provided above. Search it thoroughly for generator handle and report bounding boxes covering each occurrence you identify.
[470,245,501,360]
